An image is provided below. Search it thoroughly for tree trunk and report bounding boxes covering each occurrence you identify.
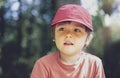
[0,7,5,38]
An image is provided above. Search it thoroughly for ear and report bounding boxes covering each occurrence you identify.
[53,39,55,42]
[85,34,93,47]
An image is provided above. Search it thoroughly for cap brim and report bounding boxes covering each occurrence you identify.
[51,19,93,31]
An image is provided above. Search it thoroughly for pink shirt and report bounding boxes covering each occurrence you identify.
[30,52,105,78]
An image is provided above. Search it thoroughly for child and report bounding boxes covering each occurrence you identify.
[30,4,105,78]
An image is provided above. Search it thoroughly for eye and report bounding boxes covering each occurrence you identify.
[58,27,64,31]
[74,29,81,32]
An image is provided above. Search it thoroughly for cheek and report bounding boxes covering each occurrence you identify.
[72,31,87,38]
[55,32,61,40]
[55,31,65,40]
[75,37,87,46]
[74,33,83,38]
[55,35,63,49]
[55,33,64,44]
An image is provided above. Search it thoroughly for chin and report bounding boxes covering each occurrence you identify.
[60,49,77,55]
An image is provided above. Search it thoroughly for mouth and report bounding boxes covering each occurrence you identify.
[64,41,74,45]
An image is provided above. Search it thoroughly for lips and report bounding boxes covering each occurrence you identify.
[64,41,73,45]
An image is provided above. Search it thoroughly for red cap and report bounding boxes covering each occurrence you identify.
[51,4,93,31]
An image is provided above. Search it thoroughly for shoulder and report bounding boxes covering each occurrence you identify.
[81,52,102,63]
[81,52,104,70]
[31,52,59,78]
[36,52,59,64]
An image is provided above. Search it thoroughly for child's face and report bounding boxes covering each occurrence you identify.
[55,21,88,56]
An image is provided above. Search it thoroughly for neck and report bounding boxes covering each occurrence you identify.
[59,52,81,65]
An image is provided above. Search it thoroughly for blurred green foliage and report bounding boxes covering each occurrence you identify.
[0,0,55,78]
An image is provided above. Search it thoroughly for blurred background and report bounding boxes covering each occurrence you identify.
[0,0,120,78]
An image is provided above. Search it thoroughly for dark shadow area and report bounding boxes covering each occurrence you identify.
[0,41,30,78]
[104,41,120,78]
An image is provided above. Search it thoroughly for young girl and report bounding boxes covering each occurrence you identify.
[30,4,105,78]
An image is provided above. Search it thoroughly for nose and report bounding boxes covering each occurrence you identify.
[66,34,72,38]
